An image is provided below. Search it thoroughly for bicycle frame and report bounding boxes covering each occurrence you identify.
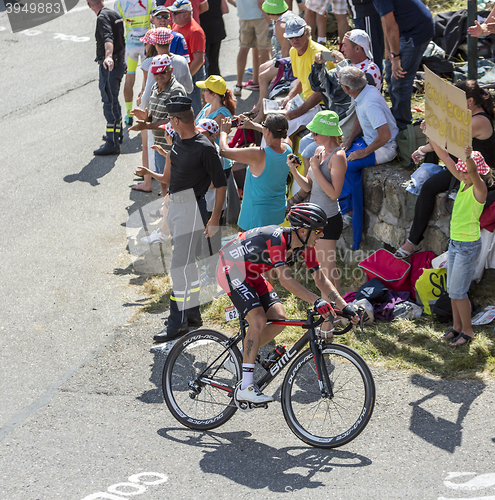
[196,310,335,400]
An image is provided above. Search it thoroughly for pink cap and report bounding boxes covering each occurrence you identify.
[455,151,490,175]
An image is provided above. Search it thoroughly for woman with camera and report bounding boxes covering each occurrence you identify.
[219,114,292,231]
[287,110,347,291]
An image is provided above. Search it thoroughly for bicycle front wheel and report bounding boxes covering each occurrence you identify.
[281,343,375,448]
[162,329,242,430]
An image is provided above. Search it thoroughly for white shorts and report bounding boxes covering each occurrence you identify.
[305,0,347,16]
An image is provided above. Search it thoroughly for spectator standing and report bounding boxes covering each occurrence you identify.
[219,114,292,230]
[114,0,153,126]
[130,54,187,177]
[150,6,190,61]
[200,0,229,76]
[339,66,398,249]
[347,0,384,74]
[169,0,207,115]
[160,0,209,23]
[233,0,271,96]
[88,0,126,156]
[137,97,227,343]
[305,0,349,44]
[371,0,434,130]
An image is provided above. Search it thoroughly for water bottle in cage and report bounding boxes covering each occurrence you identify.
[261,345,286,370]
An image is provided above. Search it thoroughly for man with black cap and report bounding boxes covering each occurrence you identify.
[88,0,126,156]
[137,96,227,342]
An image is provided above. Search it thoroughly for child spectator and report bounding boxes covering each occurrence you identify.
[427,137,492,347]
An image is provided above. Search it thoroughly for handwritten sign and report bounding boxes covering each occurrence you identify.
[424,66,472,159]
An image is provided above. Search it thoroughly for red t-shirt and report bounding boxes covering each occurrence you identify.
[172,18,205,66]
[165,0,206,24]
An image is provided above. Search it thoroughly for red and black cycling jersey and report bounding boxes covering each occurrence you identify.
[219,225,320,275]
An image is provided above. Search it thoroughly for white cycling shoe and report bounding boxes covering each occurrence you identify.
[236,384,274,404]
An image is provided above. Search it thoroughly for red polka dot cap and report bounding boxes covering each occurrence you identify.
[197,118,219,134]
[151,28,174,46]
[456,151,490,175]
[140,29,156,45]
[150,54,173,74]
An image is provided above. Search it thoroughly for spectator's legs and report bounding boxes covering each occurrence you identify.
[237,46,250,88]
[404,169,456,249]
[334,13,349,42]
[133,130,152,192]
[305,8,317,40]
[205,40,222,76]
[190,65,206,116]
[316,12,327,42]
[354,14,384,77]
[253,60,277,118]
[385,38,429,130]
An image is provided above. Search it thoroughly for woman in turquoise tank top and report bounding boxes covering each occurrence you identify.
[219,114,291,230]
[428,135,493,348]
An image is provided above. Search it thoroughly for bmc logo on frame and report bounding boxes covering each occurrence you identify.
[4,0,79,33]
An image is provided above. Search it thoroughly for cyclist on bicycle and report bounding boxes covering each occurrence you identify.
[217,202,359,404]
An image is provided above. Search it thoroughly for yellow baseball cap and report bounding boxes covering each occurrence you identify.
[195,75,227,96]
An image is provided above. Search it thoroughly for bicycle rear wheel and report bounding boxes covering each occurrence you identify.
[162,329,242,430]
[281,343,375,448]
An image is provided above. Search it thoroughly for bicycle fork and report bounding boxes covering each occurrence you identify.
[309,336,334,399]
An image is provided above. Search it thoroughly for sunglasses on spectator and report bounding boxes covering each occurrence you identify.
[153,14,169,19]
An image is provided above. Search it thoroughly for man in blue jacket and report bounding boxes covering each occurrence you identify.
[372,0,434,130]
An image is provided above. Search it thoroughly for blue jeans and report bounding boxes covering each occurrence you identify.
[190,65,206,117]
[447,239,481,299]
[98,60,126,126]
[384,38,429,130]
[338,137,375,250]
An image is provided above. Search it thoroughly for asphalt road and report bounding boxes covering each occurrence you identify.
[1,2,495,499]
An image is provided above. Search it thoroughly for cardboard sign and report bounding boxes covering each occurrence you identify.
[424,66,472,159]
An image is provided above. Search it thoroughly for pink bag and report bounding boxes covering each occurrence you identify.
[409,251,435,300]
[358,249,411,292]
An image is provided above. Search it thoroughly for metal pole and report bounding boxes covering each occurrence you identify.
[467,0,478,80]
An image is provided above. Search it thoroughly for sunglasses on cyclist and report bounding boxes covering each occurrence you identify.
[314,229,323,235]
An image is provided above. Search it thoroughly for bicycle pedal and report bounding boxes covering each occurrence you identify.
[250,402,269,409]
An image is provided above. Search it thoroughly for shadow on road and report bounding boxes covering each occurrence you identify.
[408,373,486,453]
[157,428,372,493]
[64,134,141,186]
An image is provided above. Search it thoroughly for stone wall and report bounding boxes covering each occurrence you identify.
[338,161,451,256]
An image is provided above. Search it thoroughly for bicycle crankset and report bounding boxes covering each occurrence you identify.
[233,384,270,412]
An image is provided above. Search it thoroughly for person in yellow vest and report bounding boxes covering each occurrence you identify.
[114,0,154,125]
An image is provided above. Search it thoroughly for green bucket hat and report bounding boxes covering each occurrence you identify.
[262,0,289,15]
[307,111,342,136]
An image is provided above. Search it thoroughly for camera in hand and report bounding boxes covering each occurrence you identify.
[290,154,302,165]
[231,117,240,127]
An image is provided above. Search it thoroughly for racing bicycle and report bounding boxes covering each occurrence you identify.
[162,307,375,449]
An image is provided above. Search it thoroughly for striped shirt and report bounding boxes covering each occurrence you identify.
[149,76,186,147]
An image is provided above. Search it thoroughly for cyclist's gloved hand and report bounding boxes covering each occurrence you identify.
[342,304,359,320]
[314,298,332,316]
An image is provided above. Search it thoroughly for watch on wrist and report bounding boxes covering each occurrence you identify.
[390,52,400,59]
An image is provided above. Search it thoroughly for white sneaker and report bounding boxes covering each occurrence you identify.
[140,228,170,245]
[223,356,237,374]
[236,384,274,404]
